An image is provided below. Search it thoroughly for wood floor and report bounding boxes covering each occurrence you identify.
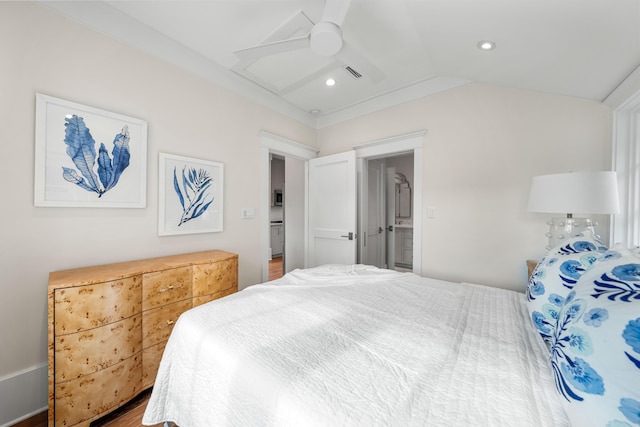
[269,256,283,280]
[91,389,162,427]
[11,411,46,427]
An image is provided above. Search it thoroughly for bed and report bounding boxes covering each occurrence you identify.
[142,264,568,426]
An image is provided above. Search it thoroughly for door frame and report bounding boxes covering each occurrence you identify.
[386,166,396,269]
[260,131,318,282]
[354,130,425,275]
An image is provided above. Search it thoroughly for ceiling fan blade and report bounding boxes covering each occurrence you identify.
[321,0,352,26]
[335,41,385,82]
[261,10,314,44]
[234,35,310,62]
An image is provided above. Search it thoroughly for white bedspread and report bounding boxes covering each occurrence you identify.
[143,265,567,427]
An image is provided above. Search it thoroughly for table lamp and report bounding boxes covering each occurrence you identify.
[527,171,619,249]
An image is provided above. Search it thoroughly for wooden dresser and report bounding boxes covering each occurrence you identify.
[47,250,238,427]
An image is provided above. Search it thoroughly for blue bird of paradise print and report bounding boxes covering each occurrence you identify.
[173,166,214,226]
[62,115,131,197]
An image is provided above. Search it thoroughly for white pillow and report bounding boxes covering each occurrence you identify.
[549,244,640,426]
[526,230,607,348]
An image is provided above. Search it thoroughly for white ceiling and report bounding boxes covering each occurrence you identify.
[40,0,640,128]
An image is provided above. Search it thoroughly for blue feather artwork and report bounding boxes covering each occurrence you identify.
[62,115,131,197]
[173,166,214,226]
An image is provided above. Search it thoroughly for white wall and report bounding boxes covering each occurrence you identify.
[318,83,612,291]
[284,157,306,272]
[0,3,316,422]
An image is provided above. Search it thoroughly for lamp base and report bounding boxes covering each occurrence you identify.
[545,217,597,249]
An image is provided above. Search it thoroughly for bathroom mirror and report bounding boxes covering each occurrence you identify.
[395,173,411,218]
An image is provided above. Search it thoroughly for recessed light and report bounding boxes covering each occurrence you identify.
[310,109,321,115]
[325,78,336,86]
[477,40,496,51]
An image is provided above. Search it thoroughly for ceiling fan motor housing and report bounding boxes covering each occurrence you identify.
[310,21,343,56]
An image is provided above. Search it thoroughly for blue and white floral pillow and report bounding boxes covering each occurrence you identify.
[527,231,607,348]
[549,244,640,427]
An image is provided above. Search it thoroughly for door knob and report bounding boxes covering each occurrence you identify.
[378,227,383,234]
[387,225,394,232]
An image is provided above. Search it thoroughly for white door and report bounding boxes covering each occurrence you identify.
[308,151,357,266]
[364,159,385,267]
[386,167,396,269]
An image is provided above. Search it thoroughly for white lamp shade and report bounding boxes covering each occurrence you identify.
[527,171,620,215]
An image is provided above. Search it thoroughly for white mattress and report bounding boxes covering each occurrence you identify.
[143,265,567,426]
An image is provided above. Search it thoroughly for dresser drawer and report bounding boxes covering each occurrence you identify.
[193,282,238,307]
[142,298,192,349]
[54,354,142,426]
[142,266,192,310]
[142,341,167,389]
[193,257,238,297]
[54,276,142,335]
[55,314,142,382]
[193,293,218,307]
[221,284,238,297]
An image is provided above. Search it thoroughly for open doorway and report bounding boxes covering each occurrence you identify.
[269,155,285,280]
[362,153,414,272]
[260,131,317,283]
[267,154,307,280]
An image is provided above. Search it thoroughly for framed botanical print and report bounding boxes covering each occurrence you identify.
[34,93,147,208]
[158,152,224,236]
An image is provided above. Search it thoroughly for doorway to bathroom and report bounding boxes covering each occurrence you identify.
[362,153,414,271]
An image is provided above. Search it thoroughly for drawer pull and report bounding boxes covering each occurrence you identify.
[159,284,175,292]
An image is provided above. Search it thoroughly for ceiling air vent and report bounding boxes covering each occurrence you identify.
[344,66,362,79]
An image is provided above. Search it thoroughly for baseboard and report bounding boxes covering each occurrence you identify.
[0,363,47,427]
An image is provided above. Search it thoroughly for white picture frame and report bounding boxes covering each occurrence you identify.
[158,152,224,236]
[34,93,147,208]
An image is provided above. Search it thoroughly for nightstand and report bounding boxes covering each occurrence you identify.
[526,259,539,281]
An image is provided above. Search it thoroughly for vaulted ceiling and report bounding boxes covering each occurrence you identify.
[41,0,640,128]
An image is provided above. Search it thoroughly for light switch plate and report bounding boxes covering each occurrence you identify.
[241,208,255,219]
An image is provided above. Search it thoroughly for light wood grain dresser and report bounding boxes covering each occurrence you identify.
[47,250,238,427]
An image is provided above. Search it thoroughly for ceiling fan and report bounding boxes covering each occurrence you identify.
[233,0,384,82]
